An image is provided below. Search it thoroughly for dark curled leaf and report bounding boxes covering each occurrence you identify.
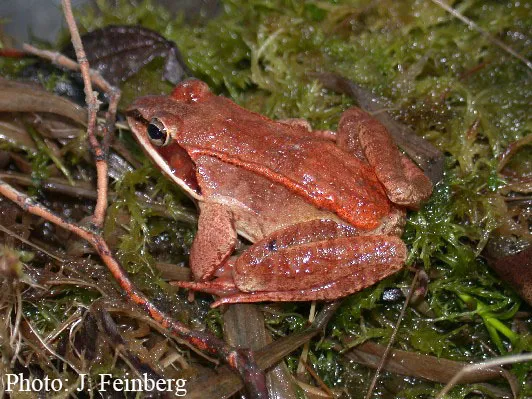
[342,341,517,396]
[484,238,532,305]
[73,311,99,361]
[0,78,87,126]
[95,307,126,347]
[64,25,190,86]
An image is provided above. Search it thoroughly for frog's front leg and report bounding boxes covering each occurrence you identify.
[175,220,406,306]
[338,108,432,208]
[189,202,237,281]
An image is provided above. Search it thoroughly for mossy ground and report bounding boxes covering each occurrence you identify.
[1,0,530,397]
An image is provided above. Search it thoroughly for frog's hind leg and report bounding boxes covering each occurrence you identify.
[174,233,406,307]
[212,235,406,307]
[338,107,432,208]
[211,263,397,307]
[214,220,407,306]
[173,277,241,297]
[175,220,407,307]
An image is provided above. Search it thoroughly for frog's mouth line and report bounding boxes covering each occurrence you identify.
[126,110,203,201]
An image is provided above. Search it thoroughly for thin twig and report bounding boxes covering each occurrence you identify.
[0,179,266,396]
[22,314,82,375]
[430,0,532,71]
[436,353,532,398]
[365,270,421,399]
[498,134,532,172]
[21,44,113,93]
[61,0,107,228]
[301,360,334,398]
[9,286,23,348]
[0,223,64,262]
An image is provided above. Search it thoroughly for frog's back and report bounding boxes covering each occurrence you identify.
[179,95,392,230]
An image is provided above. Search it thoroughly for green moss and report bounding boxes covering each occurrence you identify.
[84,0,529,393]
[2,0,529,395]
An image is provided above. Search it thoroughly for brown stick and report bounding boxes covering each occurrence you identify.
[21,44,113,94]
[9,2,267,394]
[0,179,265,395]
[60,0,107,228]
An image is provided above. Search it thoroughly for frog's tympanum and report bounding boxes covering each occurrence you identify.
[127,79,432,307]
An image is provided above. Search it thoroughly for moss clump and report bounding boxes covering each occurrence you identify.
[79,0,531,396]
[1,0,529,396]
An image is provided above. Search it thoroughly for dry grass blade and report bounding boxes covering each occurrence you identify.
[0,78,87,126]
[343,341,518,396]
[21,314,82,375]
[186,302,341,399]
[435,353,532,398]
[9,285,22,356]
[430,0,532,70]
[223,304,298,398]
[365,270,420,399]
[0,223,63,262]
[187,330,319,399]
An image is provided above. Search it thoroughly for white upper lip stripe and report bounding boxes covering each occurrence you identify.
[130,119,202,201]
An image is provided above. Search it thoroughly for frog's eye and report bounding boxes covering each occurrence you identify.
[147,118,170,146]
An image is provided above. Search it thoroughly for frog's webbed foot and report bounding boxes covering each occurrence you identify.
[189,202,237,281]
[338,107,432,209]
[172,277,240,297]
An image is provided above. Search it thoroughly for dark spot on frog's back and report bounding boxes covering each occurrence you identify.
[266,239,278,252]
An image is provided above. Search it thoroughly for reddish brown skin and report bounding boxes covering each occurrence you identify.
[126,79,433,306]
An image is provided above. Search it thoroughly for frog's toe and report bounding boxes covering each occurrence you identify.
[171,279,239,297]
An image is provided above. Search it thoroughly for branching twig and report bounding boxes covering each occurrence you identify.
[21,44,113,94]
[0,1,267,394]
[60,0,108,228]
[0,180,266,395]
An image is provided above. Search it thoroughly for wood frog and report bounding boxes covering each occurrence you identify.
[126,79,432,307]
